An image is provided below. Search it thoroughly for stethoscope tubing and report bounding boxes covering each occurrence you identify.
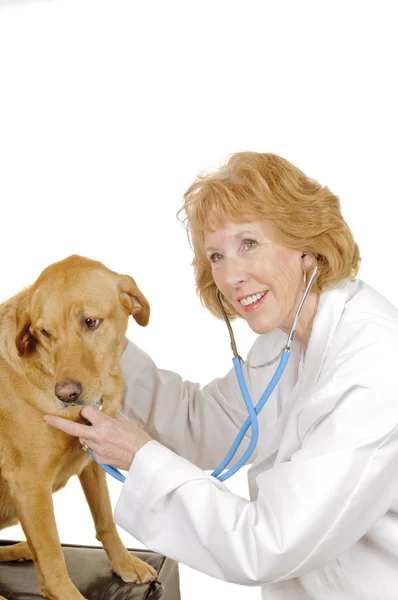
[88,449,126,482]
[212,355,260,481]
[211,350,290,481]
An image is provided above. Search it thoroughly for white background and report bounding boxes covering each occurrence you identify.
[0,1,397,598]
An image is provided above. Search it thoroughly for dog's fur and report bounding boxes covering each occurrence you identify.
[0,255,157,599]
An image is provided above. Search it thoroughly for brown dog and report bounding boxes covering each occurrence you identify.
[0,255,157,599]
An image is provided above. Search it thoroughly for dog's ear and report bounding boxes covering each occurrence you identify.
[118,275,150,327]
[15,294,37,357]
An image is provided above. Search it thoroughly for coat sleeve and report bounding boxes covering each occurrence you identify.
[119,339,253,470]
[114,380,398,586]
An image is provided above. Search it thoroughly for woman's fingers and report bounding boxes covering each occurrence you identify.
[44,407,149,471]
[44,404,111,438]
[80,404,107,425]
[43,414,92,438]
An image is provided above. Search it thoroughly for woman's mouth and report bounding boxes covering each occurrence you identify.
[238,290,268,312]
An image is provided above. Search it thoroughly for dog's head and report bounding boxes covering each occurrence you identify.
[14,255,149,411]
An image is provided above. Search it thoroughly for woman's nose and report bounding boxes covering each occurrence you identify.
[220,257,249,287]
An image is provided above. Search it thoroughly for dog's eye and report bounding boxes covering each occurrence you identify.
[85,318,102,330]
[40,329,51,338]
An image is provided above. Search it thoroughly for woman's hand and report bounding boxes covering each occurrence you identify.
[44,406,152,471]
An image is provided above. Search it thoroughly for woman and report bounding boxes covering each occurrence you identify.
[45,153,398,599]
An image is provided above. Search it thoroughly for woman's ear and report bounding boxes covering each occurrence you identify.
[118,275,150,327]
[301,252,318,287]
[302,252,316,271]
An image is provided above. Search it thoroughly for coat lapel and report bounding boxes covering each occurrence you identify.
[251,280,354,465]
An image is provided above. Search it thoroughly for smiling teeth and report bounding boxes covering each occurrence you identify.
[240,291,267,306]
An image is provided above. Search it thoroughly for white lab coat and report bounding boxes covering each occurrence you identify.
[114,278,398,599]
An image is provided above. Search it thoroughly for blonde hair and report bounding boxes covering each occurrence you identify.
[177,152,361,320]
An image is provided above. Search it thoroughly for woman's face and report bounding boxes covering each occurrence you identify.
[204,221,307,335]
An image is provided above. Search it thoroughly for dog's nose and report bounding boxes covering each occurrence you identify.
[55,380,82,403]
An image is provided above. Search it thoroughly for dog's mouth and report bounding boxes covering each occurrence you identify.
[66,396,103,410]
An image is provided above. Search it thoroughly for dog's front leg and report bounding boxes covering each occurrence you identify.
[5,475,86,600]
[79,460,157,583]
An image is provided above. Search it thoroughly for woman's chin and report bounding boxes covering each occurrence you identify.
[247,318,275,335]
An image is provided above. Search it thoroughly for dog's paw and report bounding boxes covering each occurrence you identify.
[112,553,158,584]
[0,541,32,563]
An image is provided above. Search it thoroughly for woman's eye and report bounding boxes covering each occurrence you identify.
[243,239,258,250]
[210,252,223,263]
[85,318,102,330]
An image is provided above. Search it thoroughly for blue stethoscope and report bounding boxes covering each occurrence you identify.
[89,263,318,484]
